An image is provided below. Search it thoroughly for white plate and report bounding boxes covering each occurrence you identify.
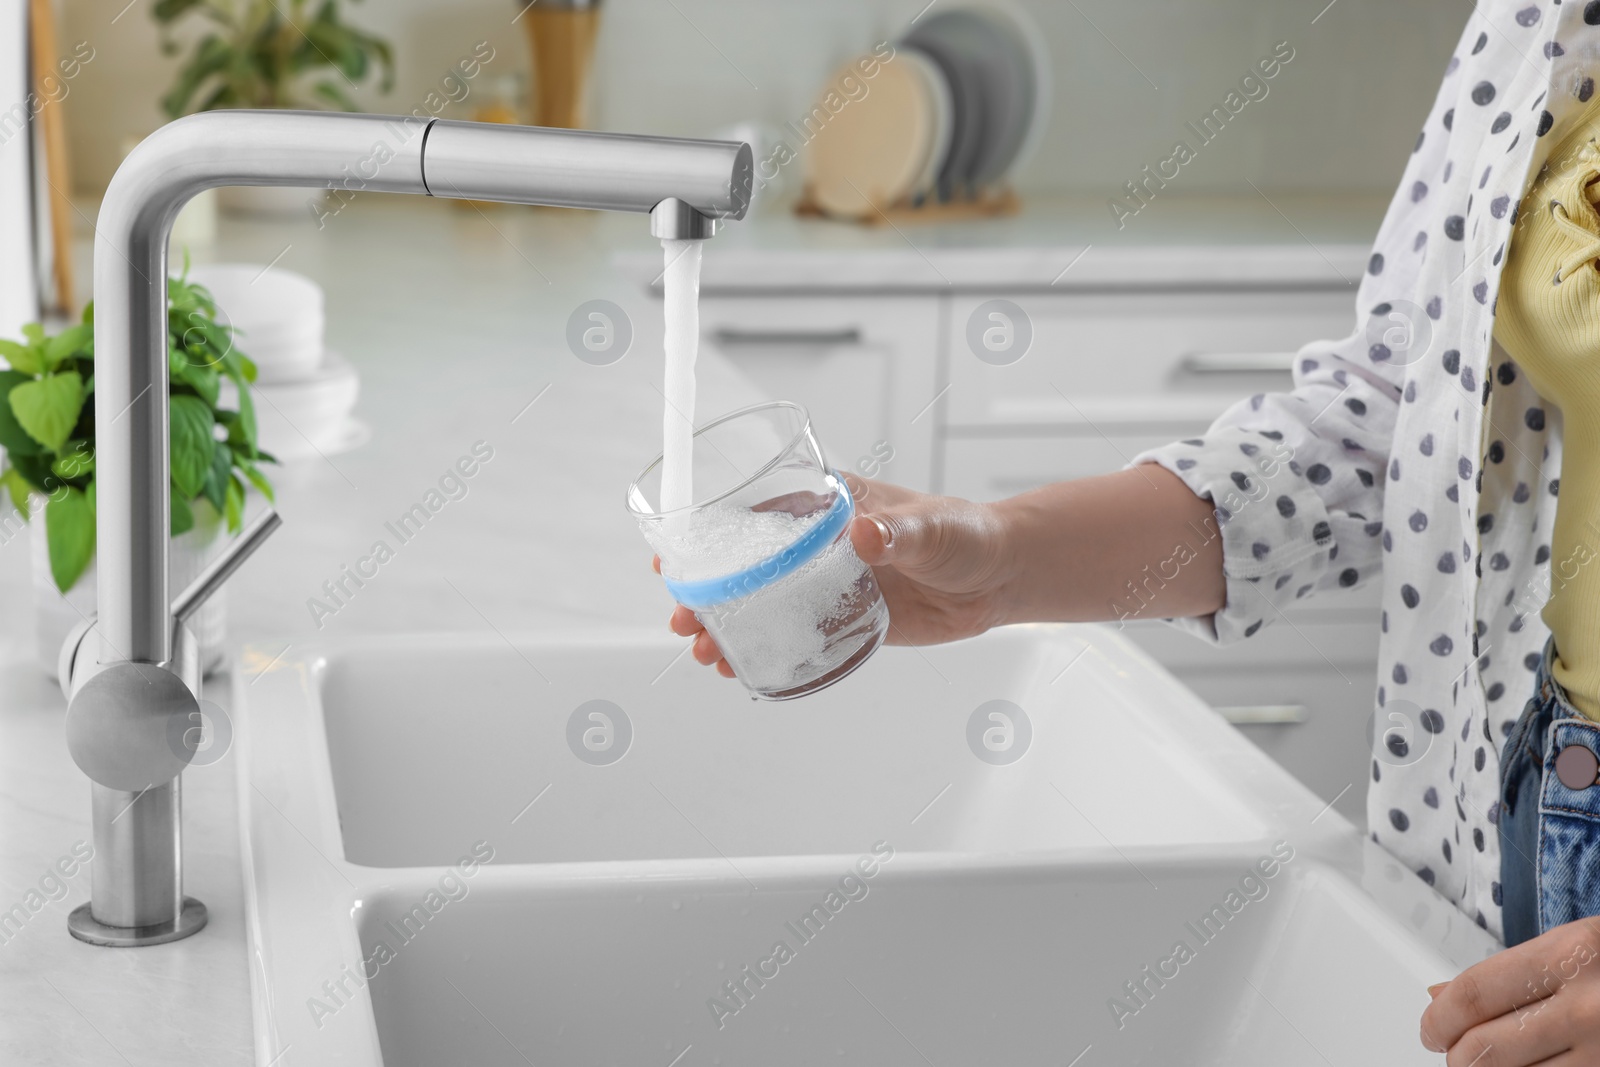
[900,46,955,202]
[900,1,1050,193]
[901,19,986,200]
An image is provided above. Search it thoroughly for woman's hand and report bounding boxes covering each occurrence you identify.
[661,476,1015,677]
[1420,917,1600,1065]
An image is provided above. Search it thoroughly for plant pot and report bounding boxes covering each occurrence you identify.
[218,185,327,220]
[30,496,230,682]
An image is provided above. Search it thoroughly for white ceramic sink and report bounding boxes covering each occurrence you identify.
[235,624,1492,1066]
[358,854,1439,1066]
[312,626,1268,868]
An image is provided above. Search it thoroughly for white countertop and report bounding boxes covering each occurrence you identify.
[615,192,1387,293]
[0,191,1435,1066]
[1,195,774,1066]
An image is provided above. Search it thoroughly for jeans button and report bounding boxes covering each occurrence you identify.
[1555,744,1600,790]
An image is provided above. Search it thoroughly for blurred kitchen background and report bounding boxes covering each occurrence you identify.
[58,0,1461,199]
[1,0,1475,833]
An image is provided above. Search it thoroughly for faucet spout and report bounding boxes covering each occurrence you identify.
[94,109,751,667]
[651,197,720,240]
[78,110,751,943]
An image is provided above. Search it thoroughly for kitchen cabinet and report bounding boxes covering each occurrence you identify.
[1127,600,1381,825]
[929,286,1374,823]
[939,288,1354,427]
[630,212,1382,825]
[697,295,941,491]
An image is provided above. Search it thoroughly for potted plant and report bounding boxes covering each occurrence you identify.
[0,266,275,678]
[152,0,395,217]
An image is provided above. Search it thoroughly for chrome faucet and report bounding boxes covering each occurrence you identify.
[59,110,751,946]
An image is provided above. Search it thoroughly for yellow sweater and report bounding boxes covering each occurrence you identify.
[1495,125,1600,720]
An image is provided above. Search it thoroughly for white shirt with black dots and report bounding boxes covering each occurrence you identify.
[1135,0,1593,941]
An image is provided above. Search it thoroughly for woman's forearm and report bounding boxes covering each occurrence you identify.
[989,464,1225,626]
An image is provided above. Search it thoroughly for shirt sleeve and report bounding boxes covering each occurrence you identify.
[1131,366,1398,645]
[1129,66,1463,645]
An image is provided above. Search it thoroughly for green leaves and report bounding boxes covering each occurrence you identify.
[219,354,257,455]
[3,269,274,589]
[46,486,95,592]
[311,79,359,111]
[2,322,91,377]
[45,324,92,368]
[171,488,195,538]
[225,472,245,530]
[152,0,209,24]
[51,442,94,480]
[236,455,275,504]
[0,339,42,375]
[0,369,43,456]
[160,33,236,118]
[201,439,230,513]
[155,0,394,116]
[9,371,85,454]
[0,467,31,519]
[163,270,274,537]
[169,394,216,501]
[172,350,221,407]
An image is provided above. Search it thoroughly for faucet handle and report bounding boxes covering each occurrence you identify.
[171,507,283,627]
[57,508,283,701]
[66,661,199,790]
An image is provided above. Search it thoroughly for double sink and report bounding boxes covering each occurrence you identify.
[236,624,1489,1065]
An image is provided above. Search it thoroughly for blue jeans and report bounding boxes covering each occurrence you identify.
[1500,638,1600,945]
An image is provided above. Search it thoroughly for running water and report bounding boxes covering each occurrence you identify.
[659,238,704,522]
[638,239,889,696]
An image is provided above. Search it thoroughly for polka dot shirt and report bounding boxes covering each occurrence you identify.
[1133,0,1596,941]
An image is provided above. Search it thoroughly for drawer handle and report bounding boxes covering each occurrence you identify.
[1179,351,1296,375]
[712,327,862,347]
[1216,703,1309,725]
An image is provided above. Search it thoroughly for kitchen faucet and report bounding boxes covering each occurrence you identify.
[57,110,751,946]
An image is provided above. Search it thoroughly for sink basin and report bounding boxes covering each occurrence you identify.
[358,854,1439,1066]
[311,626,1266,868]
[235,624,1492,1065]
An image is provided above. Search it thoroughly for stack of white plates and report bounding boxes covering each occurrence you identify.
[189,263,367,461]
[803,1,1050,220]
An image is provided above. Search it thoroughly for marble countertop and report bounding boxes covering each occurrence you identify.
[0,190,1393,1065]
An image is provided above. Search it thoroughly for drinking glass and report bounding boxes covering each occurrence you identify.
[626,401,889,700]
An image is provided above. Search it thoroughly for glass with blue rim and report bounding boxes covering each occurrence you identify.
[627,401,889,700]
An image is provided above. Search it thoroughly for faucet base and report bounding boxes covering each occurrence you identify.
[67,896,207,947]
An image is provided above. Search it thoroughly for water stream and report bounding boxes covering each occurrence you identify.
[659,238,704,524]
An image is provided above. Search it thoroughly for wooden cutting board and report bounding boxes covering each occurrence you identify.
[805,56,942,220]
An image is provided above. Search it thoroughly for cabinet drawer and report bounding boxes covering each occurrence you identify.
[941,427,1210,501]
[1124,604,1379,827]
[699,296,940,490]
[943,289,1352,429]
[1175,665,1376,827]
[1123,607,1381,669]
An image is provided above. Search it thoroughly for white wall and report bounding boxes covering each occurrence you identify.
[57,0,1467,198]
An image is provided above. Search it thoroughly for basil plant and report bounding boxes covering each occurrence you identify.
[0,269,275,592]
